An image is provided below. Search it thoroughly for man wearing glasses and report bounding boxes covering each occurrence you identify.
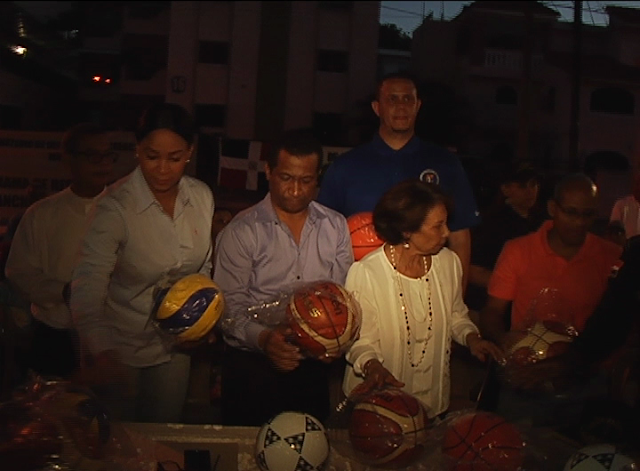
[5,123,116,378]
[479,173,623,423]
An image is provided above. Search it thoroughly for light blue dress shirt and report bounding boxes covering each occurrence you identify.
[70,166,214,367]
[213,194,354,351]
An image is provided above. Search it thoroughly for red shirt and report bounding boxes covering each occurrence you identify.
[488,220,623,332]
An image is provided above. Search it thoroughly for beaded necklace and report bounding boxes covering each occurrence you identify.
[389,244,433,368]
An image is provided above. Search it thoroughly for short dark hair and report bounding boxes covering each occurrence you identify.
[136,103,195,145]
[267,128,323,172]
[374,71,419,101]
[552,173,597,204]
[500,161,540,185]
[373,179,451,245]
[61,123,108,156]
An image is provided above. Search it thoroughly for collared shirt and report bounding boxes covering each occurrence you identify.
[488,220,623,332]
[213,194,354,351]
[317,134,480,232]
[5,187,105,329]
[610,195,640,238]
[70,167,214,367]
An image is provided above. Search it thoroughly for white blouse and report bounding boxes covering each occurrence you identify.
[343,245,478,417]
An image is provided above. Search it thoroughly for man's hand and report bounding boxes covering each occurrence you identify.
[466,333,504,363]
[259,327,304,372]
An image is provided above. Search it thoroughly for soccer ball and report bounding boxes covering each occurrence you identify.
[152,274,225,343]
[563,443,636,470]
[255,411,329,471]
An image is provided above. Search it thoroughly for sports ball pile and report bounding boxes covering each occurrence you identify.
[347,212,384,261]
[286,281,361,360]
[255,411,329,471]
[442,411,525,471]
[152,273,225,343]
[348,388,431,469]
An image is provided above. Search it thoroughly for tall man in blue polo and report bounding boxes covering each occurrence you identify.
[318,72,479,290]
[214,129,354,426]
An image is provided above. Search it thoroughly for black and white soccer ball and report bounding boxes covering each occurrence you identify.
[563,443,636,471]
[255,411,329,471]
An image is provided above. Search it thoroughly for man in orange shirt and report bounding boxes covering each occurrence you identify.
[481,173,622,344]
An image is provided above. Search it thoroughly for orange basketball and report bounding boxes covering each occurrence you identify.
[348,389,431,469]
[347,212,384,261]
[285,281,361,360]
[442,412,525,471]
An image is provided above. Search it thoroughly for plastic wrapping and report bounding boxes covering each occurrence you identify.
[149,273,225,346]
[221,280,363,362]
[0,376,157,471]
[562,443,639,471]
[347,212,384,261]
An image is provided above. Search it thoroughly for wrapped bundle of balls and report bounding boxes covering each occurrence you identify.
[151,273,225,344]
[440,411,527,471]
[347,212,384,261]
[563,443,637,471]
[347,388,433,469]
[285,281,362,362]
[255,411,329,471]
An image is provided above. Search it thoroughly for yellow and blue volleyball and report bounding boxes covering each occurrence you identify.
[152,274,225,343]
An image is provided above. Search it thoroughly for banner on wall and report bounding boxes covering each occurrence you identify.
[0,130,137,231]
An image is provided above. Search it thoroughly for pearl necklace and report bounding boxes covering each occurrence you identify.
[389,244,433,368]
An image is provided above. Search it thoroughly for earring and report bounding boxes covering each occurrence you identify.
[403,241,410,249]
[186,159,191,163]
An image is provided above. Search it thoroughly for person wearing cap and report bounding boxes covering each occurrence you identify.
[465,162,546,316]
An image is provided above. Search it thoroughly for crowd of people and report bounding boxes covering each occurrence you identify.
[0,73,637,447]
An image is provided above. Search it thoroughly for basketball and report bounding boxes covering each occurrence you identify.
[286,281,361,360]
[348,388,431,469]
[153,273,225,343]
[442,411,525,471]
[563,443,636,471]
[505,320,575,367]
[255,411,329,471]
[347,212,384,261]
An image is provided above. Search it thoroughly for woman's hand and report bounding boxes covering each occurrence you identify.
[350,359,405,400]
[259,327,304,372]
[467,332,504,363]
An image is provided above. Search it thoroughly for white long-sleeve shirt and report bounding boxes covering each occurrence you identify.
[343,246,478,417]
[610,195,640,238]
[70,167,214,367]
[5,187,104,329]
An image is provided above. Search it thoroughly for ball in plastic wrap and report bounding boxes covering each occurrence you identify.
[347,212,384,261]
[505,320,575,367]
[442,411,525,471]
[285,281,361,360]
[563,443,636,471]
[153,273,225,343]
[255,411,329,471]
[0,401,64,471]
[348,388,431,469]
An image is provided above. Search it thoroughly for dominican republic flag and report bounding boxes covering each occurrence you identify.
[217,138,270,192]
[216,138,351,191]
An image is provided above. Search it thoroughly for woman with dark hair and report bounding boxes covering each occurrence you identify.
[343,180,502,417]
[70,103,215,423]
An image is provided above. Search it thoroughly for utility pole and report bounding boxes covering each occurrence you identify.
[517,2,534,162]
[569,0,583,169]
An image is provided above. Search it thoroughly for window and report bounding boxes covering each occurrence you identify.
[496,85,517,105]
[195,105,226,128]
[122,34,168,81]
[198,41,229,65]
[590,87,634,115]
[317,50,348,73]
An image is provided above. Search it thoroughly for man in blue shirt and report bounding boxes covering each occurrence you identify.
[214,129,354,426]
[317,72,480,289]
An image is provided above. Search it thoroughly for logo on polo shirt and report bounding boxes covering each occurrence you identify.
[420,169,439,185]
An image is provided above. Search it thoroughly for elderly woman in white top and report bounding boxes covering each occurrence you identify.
[70,103,214,423]
[343,180,502,418]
